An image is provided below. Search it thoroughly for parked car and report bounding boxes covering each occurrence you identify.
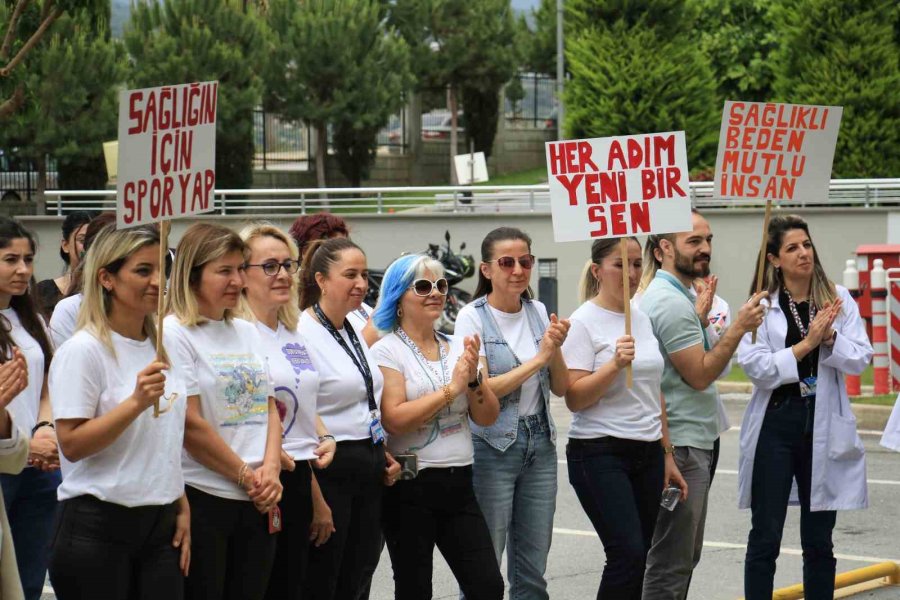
[386,110,466,145]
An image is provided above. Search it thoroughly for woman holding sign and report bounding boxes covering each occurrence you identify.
[562,237,685,600]
[738,215,872,600]
[165,224,284,600]
[47,224,190,599]
[237,223,337,600]
[453,227,569,599]
[298,237,400,600]
[371,253,502,600]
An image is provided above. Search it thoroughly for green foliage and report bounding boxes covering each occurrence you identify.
[564,4,719,169]
[391,0,518,157]
[266,0,411,186]
[124,0,266,189]
[567,0,698,40]
[692,0,777,103]
[523,0,557,76]
[0,8,124,189]
[771,0,900,177]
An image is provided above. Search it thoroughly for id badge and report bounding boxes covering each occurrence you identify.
[268,506,282,534]
[800,376,818,398]
[437,415,464,438]
[369,414,385,445]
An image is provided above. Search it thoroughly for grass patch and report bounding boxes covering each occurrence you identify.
[478,166,547,187]
[851,394,896,406]
[723,364,876,386]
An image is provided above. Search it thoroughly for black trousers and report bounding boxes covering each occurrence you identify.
[382,465,503,600]
[305,439,386,600]
[49,495,182,600]
[184,486,277,600]
[264,461,313,600]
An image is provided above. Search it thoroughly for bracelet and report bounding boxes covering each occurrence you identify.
[237,463,250,489]
[318,434,335,442]
[441,384,453,407]
[31,421,54,436]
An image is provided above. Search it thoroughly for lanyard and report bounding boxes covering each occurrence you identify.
[783,287,816,339]
[656,271,711,351]
[395,328,449,392]
[312,303,377,413]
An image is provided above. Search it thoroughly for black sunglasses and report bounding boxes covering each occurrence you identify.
[409,278,449,297]
[244,259,300,277]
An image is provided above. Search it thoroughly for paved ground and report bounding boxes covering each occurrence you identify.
[42,393,900,599]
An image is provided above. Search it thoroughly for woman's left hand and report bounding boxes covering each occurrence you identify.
[172,497,191,576]
[313,436,336,469]
[249,462,283,513]
[28,427,60,471]
[664,454,689,501]
[383,450,401,486]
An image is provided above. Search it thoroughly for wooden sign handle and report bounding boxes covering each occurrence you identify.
[153,220,170,418]
[621,238,633,388]
[751,199,773,344]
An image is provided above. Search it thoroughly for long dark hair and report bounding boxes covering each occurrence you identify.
[749,214,836,307]
[59,211,93,265]
[65,211,117,297]
[473,227,533,300]
[0,218,53,368]
[298,237,364,310]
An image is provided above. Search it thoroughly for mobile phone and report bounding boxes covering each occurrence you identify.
[660,485,681,511]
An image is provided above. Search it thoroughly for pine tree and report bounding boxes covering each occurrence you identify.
[265,0,411,188]
[771,0,900,177]
[564,2,719,169]
[124,0,266,189]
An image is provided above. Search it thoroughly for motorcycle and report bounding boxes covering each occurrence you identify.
[365,230,475,334]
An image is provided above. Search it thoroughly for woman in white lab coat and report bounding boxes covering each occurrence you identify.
[737,215,872,600]
[882,396,900,451]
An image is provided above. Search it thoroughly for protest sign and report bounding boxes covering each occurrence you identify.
[116,81,218,229]
[545,131,692,243]
[116,81,218,415]
[546,131,692,386]
[713,101,842,342]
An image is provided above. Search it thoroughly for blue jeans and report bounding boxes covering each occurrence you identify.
[567,437,663,600]
[471,412,557,600]
[1,467,61,600]
[745,396,836,600]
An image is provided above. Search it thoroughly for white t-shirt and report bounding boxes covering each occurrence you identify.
[299,310,384,442]
[687,289,733,434]
[1,308,47,437]
[454,300,548,416]
[166,315,273,500]
[255,321,319,461]
[562,300,664,441]
[373,333,473,469]
[50,330,187,506]
[49,293,82,348]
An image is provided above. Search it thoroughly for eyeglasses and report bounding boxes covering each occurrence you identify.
[244,259,301,277]
[488,254,536,270]
[409,278,449,297]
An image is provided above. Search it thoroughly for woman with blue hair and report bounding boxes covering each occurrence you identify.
[371,253,504,600]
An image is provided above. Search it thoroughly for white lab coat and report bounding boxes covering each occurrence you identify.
[881,394,900,451]
[737,285,872,512]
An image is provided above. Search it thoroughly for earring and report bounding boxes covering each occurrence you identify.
[396,307,403,318]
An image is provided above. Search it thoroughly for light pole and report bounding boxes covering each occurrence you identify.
[556,0,564,140]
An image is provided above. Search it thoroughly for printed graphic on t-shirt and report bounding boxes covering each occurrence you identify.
[212,353,269,426]
[708,311,728,336]
[275,343,316,436]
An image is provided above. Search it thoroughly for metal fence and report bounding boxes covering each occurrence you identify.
[505,72,557,129]
[43,179,900,216]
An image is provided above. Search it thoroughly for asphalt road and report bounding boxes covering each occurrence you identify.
[41,393,900,600]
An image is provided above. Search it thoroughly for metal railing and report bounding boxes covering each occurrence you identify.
[43,179,900,216]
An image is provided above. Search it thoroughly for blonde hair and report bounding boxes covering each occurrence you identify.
[167,223,247,326]
[77,224,166,361]
[637,235,663,294]
[237,222,300,331]
[578,237,639,303]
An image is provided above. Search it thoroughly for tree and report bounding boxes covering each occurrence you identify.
[771,0,900,177]
[692,0,777,104]
[124,0,266,189]
[564,0,719,170]
[0,0,108,120]
[523,0,556,76]
[265,0,411,188]
[0,7,124,198]
[391,0,519,179]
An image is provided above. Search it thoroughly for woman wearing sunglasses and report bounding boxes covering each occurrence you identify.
[238,223,337,600]
[371,254,502,600]
[453,227,570,599]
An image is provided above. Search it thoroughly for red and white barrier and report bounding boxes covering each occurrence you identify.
[871,259,890,395]
[843,259,861,396]
[888,267,900,392]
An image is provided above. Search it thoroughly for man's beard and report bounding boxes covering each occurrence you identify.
[674,248,711,278]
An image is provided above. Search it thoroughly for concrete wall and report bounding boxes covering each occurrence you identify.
[21,207,893,319]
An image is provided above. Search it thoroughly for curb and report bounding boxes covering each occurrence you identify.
[716,383,894,432]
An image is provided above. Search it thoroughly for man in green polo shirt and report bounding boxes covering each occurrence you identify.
[640,210,767,600]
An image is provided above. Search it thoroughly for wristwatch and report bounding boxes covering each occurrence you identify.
[31,421,55,436]
[467,370,483,390]
[662,444,676,455]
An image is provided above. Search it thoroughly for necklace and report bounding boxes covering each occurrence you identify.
[396,327,448,391]
[784,287,816,338]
